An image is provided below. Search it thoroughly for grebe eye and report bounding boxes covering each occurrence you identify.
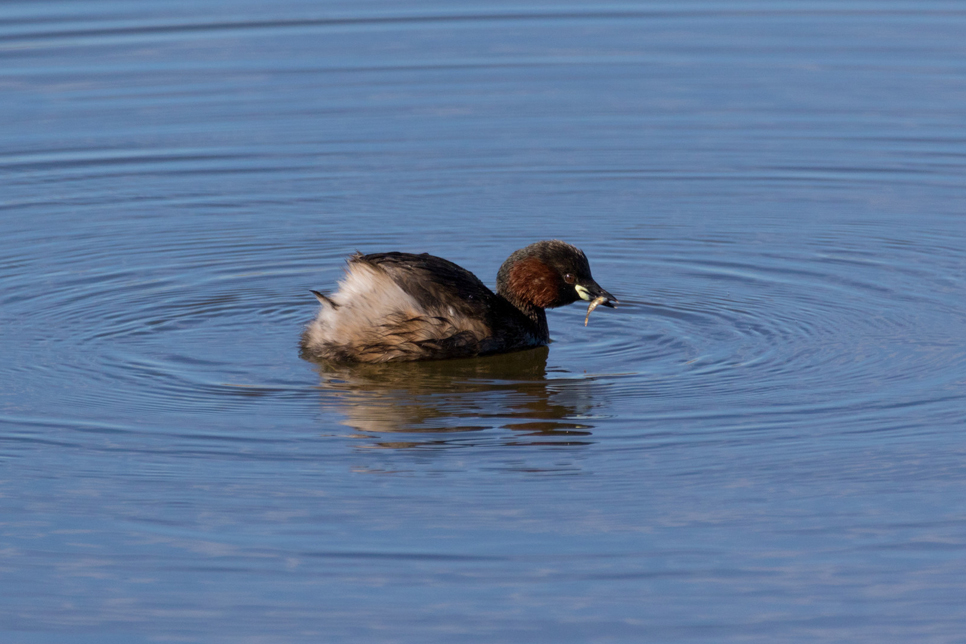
[564,273,575,284]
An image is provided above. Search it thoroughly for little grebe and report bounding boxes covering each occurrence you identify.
[300,240,616,363]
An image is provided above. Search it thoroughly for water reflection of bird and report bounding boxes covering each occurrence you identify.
[301,240,616,363]
[310,347,600,448]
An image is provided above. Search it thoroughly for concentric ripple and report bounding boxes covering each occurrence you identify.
[5,205,962,450]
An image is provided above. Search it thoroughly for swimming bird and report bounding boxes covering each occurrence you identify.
[300,240,616,363]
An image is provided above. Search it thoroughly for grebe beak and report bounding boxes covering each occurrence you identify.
[574,280,618,307]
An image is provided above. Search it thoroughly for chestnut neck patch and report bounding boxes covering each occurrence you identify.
[506,257,561,309]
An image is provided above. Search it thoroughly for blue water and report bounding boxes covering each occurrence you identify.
[2,1,965,642]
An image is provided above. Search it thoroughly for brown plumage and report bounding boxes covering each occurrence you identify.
[506,257,562,310]
[300,240,617,363]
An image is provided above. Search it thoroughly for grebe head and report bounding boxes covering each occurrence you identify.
[496,240,617,311]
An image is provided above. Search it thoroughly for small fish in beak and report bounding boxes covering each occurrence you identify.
[585,295,611,326]
[575,280,617,326]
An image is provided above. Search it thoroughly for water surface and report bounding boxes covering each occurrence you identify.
[2,1,966,642]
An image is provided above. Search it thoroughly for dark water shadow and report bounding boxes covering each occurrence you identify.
[306,347,599,448]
